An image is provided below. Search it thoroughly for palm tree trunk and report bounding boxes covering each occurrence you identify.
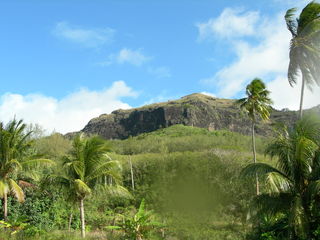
[129,155,135,190]
[299,75,305,119]
[3,193,8,221]
[68,212,73,231]
[252,121,259,195]
[301,195,311,239]
[79,198,86,238]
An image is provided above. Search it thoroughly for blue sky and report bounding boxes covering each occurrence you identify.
[0,0,319,133]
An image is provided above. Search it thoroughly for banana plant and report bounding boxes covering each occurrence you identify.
[107,199,163,240]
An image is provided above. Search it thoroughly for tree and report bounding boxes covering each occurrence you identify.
[285,1,320,118]
[238,78,272,195]
[34,132,72,159]
[55,134,122,238]
[0,119,52,220]
[242,115,320,239]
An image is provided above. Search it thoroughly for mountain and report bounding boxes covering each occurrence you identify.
[74,93,320,140]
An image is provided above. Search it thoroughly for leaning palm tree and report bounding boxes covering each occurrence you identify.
[242,115,320,239]
[0,119,52,220]
[237,78,272,195]
[285,1,320,118]
[54,134,123,238]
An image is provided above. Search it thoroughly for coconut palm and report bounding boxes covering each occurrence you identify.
[242,115,320,239]
[55,134,123,238]
[0,119,52,220]
[237,78,272,195]
[285,1,320,118]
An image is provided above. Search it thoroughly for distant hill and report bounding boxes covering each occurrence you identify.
[71,93,320,139]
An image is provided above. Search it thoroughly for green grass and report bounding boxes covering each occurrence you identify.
[0,230,110,240]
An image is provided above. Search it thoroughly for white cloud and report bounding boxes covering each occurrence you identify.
[201,14,290,98]
[102,48,151,66]
[53,21,115,48]
[147,66,171,78]
[201,92,216,98]
[196,8,259,40]
[197,8,320,109]
[0,81,137,134]
[268,75,320,110]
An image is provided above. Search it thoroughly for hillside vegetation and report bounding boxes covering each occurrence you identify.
[0,124,270,240]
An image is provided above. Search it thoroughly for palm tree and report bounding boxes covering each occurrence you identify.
[0,119,52,220]
[285,1,320,118]
[242,115,320,239]
[55,134,123,238]
[237,78,272,195]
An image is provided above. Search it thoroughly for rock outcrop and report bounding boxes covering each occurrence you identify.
[77,93,319,139]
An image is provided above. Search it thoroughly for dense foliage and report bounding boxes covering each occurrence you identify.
[243,115,320,240]
[0,122,273,239]
[0,115,318,240]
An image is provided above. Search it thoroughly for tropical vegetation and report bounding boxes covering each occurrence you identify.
[242,114,320,239]
[52,134,123,238]
[237,78,272,195]
[285,1,320,118]
[0,112,318,240]
[0,119,52,221]
[0,1,319,240]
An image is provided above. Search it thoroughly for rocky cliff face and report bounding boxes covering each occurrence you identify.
[78,93,319,140]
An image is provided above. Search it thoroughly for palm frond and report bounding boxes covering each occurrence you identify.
[96,185,132,199]
[297,1,320,34]
[254,192,292,216]
[0,180,9,198]
[308,179,320,198]
[266,171,291,193]
[21,158,55,168]
[295,114,320,144]
[48,173,72,186]
[4,159,22,172]
[294,136,317,177]
[9,179,24,203]
[87,160,122,182]
[64,160,85,180]
[266,134,292,176]
[241,163,290,181]
[285,8,298,37]
[83,136,111,175]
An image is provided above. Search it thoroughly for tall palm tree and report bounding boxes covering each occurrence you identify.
[242,115,320,239]
[0,119,52,220]
[55,134,122,238]
[285,1,320,118]
[237,78,272,195]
